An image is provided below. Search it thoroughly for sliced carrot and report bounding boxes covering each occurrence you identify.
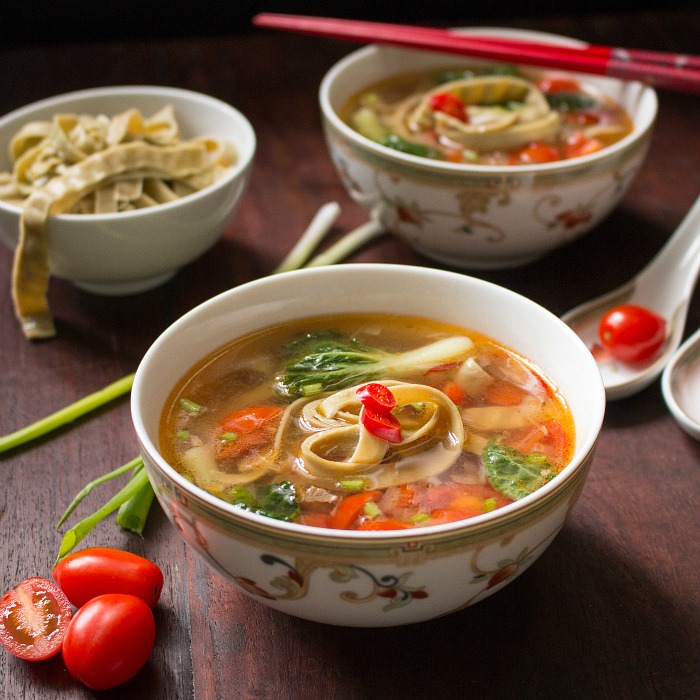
[219,405,284,434]
[563,131,603,159]
[329,491,382,530]
[299,512,332,529]
[357,518,409,531]
[485,382,528,406]
[441,380,465,406]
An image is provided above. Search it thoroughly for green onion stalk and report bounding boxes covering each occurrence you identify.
[0,203,385,562]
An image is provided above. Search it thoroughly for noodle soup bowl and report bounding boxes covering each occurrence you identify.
[0,85,256,295]
[132,264,605,627]
[319,29,657,270]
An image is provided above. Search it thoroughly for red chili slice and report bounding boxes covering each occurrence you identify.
[356,383,397,414]
[360,407,402,443]
[428,92,468,122]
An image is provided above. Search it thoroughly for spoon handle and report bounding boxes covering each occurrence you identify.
[635,195,700,303]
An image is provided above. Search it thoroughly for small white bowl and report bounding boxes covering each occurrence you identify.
[661,327,700,441]
[319,28,657,270]
[131,264,606,626]
[0,86,256,295]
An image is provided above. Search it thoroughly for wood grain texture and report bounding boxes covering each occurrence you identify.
[1,9,698,699]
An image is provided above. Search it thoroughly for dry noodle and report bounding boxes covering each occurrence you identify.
[0,106,237,339]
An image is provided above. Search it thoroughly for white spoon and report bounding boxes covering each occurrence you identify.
[561,195,700,401]
[661,326,700,440]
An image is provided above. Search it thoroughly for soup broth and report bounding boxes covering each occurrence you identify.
[160,313,575,530]
[341,64,634,165]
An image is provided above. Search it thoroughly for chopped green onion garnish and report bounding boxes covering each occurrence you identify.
[220,432,239,442]
[179,398,202,414]
[176,429,190,440]
[410,512,431,525]
[339,478,367,492]
[363,501,382,519]
[483,498,498,512]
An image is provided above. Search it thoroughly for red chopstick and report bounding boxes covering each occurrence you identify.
[253,13,700,94]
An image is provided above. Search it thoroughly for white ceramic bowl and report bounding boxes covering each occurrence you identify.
[131,264,606,627]
[0,86,256,295]
[319,28,657,270]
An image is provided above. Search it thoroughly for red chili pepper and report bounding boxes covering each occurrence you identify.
[360,407,402,443]
[356,383,397,414]
[428,92,467,122]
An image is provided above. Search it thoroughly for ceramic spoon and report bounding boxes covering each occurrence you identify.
[561,195,700,401]
[661,326,700,440]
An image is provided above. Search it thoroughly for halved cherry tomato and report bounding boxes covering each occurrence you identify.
[360,406,402,443]
[52,547,163,609]
[0,577,72,661]
[356,383,396,414]
[599,304,667,362]
[62,593,156,690]
[428,92,467,121]
[508,141,561,165]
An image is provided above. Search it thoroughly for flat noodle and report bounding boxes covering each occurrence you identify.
[0,107,237,339]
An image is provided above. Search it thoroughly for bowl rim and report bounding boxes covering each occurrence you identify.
[318,26,658,176]
[131,263,606,542]
[0,84,257,221]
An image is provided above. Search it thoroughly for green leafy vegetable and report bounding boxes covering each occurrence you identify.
[0,373,134,453]
[276,331,474,398]
[483,441,555,501]
[378,134,443,159]
[545,92,596,111]
[227,481,300,522]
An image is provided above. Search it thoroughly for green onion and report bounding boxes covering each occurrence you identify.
[56,466,151,564]
[176,429,190,440]
[116,468,156,536]
[410,512,431,525]
[179,398,202,414]
[363,501,382,519]
[0,373,134,453]
[339,478,367,492]
[483,497,498,512]
[220,432,239,442]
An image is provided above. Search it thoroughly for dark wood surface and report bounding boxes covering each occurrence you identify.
[1,9,699,699]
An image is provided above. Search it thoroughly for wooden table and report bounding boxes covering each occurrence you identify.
[1,9,699,699]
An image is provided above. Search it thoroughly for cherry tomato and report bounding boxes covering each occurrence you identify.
[0,577,72,661]
[360,407,402,443]
[428,92,467,121]
[599,304,667,362]
[62,593,156,690]
[356,382,397,414]
[508,141,561,165]
[52,547,163,609]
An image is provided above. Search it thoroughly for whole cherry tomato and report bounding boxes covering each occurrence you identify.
[52,547,163,609]
[62,593,156,690]
[599,304,667,362]
[0,577,72,661]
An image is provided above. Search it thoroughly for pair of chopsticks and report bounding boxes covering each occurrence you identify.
[253,13,700,95]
